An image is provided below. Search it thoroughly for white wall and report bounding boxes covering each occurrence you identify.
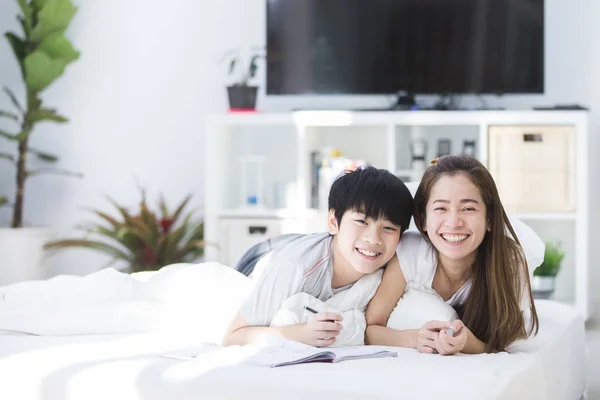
[0,0,598,303]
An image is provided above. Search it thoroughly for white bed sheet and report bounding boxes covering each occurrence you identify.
[0,300,585,400]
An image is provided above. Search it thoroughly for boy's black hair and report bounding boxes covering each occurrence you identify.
[328,166,413,233]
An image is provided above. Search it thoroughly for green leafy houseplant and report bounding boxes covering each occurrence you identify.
[534,241,565,277]
[0,0,80,227]
[44,191,207,273]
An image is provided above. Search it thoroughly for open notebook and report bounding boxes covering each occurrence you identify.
[161,335,397,368]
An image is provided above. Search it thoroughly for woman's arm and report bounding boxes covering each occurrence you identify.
[366,254,406,326]
[365,255,418,347]
[463,327,487,354]
[434,320,488,355]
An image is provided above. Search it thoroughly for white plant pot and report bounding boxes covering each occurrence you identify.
[531,275,556,300]
[0,227,52,286]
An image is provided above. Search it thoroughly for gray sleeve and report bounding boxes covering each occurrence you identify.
[238,252,303,327]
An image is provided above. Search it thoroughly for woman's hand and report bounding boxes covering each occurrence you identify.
[434,319,468,355]
[417,320,449,354]
[297,311,343,347]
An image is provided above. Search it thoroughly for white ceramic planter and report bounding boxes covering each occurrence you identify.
[531,275,556,299]
[0,227,52,286]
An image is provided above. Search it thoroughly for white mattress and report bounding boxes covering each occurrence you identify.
[0,300,586,400]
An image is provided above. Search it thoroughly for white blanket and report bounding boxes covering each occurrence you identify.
[0,263,252,343]
[270,269,383,345]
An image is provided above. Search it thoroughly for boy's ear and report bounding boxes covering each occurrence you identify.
[327,209,339,234]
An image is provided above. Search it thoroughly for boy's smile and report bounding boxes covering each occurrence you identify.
[328,209,401,285]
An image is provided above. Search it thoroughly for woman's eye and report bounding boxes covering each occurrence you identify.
[462,207,475,212]
[434,207,446,211]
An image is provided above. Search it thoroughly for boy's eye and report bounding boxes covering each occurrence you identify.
[383,226,398,232]
[355,219,367,224]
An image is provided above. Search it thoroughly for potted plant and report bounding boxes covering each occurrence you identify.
[223,47,263,111]
[532,241,565,299]
[44,190,207,273]
[0,0,80,285]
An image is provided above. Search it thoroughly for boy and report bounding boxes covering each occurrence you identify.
[222,166,413,347]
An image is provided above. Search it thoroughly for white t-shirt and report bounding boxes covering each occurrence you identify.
[396,232,531,311]
[239,233,354,326]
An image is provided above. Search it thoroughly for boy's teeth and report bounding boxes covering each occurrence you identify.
[358,249,379,257]
[442,234,468,243]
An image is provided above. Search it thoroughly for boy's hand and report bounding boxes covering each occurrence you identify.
[417,320,449,354]
[434,319,467,356]
[299,311,343,347]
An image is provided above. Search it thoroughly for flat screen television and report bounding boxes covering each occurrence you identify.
[266,0,544,95]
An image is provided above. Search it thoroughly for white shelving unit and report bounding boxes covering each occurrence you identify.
[205,110,591,320]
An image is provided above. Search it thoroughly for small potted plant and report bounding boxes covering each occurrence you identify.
[44,189,207,273]
[223,47,263,111]
[532,241,565,299]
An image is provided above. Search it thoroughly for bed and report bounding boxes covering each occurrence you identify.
[0,264,586,400]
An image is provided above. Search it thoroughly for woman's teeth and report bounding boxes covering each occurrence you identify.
[441,234,468,243]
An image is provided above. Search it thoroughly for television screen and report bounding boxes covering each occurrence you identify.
[266,0,544,95]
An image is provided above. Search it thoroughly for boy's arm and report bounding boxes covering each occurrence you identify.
[221,255,343,347]
[222,311,342,347]
[365,255,419,347]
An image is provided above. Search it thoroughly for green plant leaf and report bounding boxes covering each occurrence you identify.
[24,50,68,93]
[0,129,17,140]
[0,109,20,121]
[17,0,33,35]
[35,151,58,162]
[31,0,77,42]
[90,210,121,230]
[44,238,131,261]
[158,194,169,218]
[27,168,83,178]
[0,152,15,162]
[14,126,32,141]
[2,87,24,114]
[170,194,192,225]
[4,32,26,79]
[139,198,160,245]
[32,0,48,9]
[27,108,68,124]
[37,32,80,63]
[27,147,58,162]
[0,195,8,207]
[164,213,193,260]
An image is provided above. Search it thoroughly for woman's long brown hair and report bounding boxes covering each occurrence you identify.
[414,155,539,352]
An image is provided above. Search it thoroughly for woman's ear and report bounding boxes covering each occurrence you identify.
[327,209,339,234]
[487,219,492,232]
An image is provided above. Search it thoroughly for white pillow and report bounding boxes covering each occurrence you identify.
[405,181,545,272]
[387,289,458,330]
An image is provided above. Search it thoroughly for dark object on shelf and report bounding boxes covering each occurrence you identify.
[437,139,452,157]
[462,140,476,157]
[227,86,258,111]
[533,104,588,111]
